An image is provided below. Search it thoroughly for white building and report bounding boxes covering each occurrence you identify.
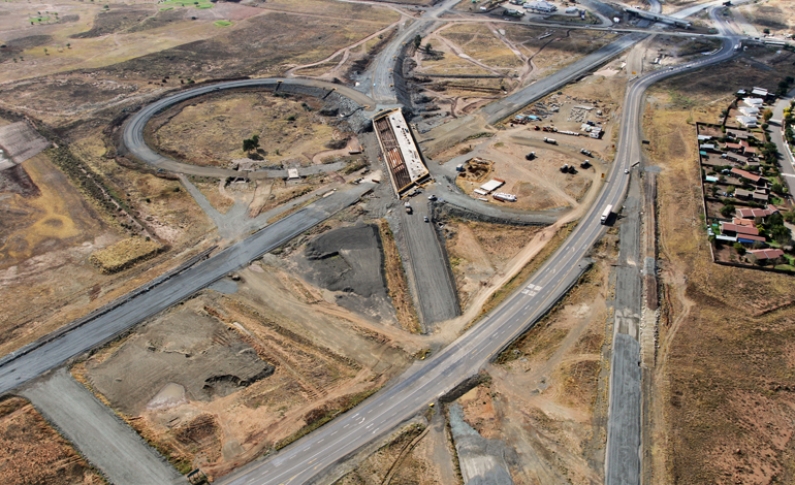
[742,97,764,108]
[480,179,505,193]
[751,87,769,97]
[524,1,557,13]
[738,106,759,118]
[736,116,758,128]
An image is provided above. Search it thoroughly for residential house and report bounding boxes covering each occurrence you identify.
[736,116,758,128]
[742,97,765,108]
[734,188,755,200]
[735,207,778,220]
[731,167,765,186]
[747,248,784,264]
[725,142,743,152]
[739,106,760,118]
[726,152,749,165]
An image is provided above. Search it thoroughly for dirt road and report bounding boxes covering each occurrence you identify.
[21,369,185,485]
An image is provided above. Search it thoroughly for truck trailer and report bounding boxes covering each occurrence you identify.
[600,204,613,225]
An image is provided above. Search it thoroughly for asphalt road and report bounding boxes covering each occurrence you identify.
[366,0,462,103]
[22,369,185,485]
[400,200,459,324]
[0,184,373,395]
[604,7,741,484]
[479,33,646,125]
[769,95,795,197]
[122,77,375,177]
[216,6,746,485]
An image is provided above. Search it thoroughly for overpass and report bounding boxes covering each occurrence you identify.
[624,6,692,28]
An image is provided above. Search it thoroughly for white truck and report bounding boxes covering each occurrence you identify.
[543,137,557,144]
[600,204,613,225]
[405,201,412,214]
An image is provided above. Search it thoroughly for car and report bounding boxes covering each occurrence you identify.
[423,216,429,222]
[624,168,629,174]
[428,194,437,200]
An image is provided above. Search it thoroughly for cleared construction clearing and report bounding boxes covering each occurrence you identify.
[74,253,416,480]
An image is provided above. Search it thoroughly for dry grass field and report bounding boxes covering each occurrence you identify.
[0,0,397,125]
[150,92,337,168]
[0,397,105,485]
[740,0,795,33]
[643,56,795,485]
[443,220,544,310]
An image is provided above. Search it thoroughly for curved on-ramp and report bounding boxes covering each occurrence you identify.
[121,77,377,178]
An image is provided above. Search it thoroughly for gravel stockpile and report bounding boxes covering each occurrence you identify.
[300,224,396,322]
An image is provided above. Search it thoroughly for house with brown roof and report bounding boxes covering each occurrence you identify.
[731,167,765,186]
[735,207,778,220]
[721,222,760,237]
[748,248,784,264]
[732,218,756,227]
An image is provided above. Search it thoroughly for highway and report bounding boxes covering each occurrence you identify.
[218,5,744,485]
[399,199,460,324]
[0,184,373,396]
[0,1,747,484]
[604,6,741,484]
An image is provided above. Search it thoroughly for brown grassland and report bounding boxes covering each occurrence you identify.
[644,53,795,485]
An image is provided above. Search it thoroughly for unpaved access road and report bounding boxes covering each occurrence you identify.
[0,183,374,395]
[22,369,185,485]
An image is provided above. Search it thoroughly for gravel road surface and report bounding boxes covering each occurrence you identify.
[22,369,185,485]
[604,174,642,485]
[0,184,373,395]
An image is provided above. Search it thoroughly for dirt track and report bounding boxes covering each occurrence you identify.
[22,369,185,485]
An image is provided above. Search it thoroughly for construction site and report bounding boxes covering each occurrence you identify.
[2,0,795,484]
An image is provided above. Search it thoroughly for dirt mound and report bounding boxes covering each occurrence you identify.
[85,301,274,415]
[89,236,163,273]
[303,224,384,297]
[299,224,396,323]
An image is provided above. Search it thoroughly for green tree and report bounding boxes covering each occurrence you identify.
[733,242,746,255]
[763,108,774,122]
[413,34,422,49]
[242,134,260,154]
[425,43,433,54]
[720,203,736,218]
